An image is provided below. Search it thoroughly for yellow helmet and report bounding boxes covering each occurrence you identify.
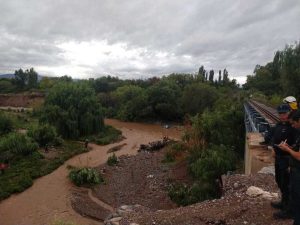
[283,96,298,110]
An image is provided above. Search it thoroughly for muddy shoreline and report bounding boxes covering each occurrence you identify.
[0,119,182,225]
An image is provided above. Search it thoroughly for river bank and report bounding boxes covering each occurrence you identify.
[0,119,182,225]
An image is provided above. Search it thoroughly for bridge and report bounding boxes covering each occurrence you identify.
[244,100,279,175]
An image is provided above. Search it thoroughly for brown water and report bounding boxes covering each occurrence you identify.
[0,119,182,225]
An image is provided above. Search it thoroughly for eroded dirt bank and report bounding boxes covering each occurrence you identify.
[0,119,182,225]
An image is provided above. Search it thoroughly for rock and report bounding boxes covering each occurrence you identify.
[258,166,275,176]
[112,212,119,217]
[117,209,126,216]
[105,214,113,220]
[130,223,140,225]
[246,186,278,200]
[109,217,122,222]
[233,182,239,189]
[120,205,128,210]
[111,222,119,225]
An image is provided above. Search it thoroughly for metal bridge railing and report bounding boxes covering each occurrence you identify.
[244,102,271,133]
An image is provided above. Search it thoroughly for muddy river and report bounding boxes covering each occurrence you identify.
[0,119,182,225]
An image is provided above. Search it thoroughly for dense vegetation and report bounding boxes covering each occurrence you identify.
[1,40,298,209]
[0,80,118,200]
[0,139,86,200]
[244,42,300,101]
[168,92,245,205]
[0,63,243,203]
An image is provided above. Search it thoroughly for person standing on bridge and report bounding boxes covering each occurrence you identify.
[271,104,295,219]
[278,110,300,225]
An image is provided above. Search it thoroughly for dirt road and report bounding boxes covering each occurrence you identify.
[0,119,182,225]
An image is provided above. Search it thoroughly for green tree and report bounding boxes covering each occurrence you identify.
[112,85,150,121]
[14,69,27,89]
[280,43,300,97]
[40,83,104,138]
[244,66,279,95]
[147,80,182,120]
[181,83,219,115]
[197,65,206,82]
[28,124,61,147]
[208,70,214,82]
[27,68,38,89]
[223,69,229,83]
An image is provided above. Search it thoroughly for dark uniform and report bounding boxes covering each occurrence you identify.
[290,131,300,225]
[271,121,294,210]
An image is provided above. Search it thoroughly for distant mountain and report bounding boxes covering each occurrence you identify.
[0,74,44,81]
[0,74,14,79]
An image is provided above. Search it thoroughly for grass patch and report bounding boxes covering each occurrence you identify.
[0,141,86,201]
[83,125,123,145]
[69,167,104,186]
[1,110,38,130]
[107,153,118,166]
[50,219,79,225]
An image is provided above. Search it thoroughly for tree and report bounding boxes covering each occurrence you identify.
[223,69,229,83]
[279,43,300,97]
[14,69,27,89]
[218,70,222,83]
[243,42,300,97]
[181,83,219,116]
[40,83,104,138]
[198,66,206,81]
[59,75,73,82]
[112,85,150,121]
[208,70,214,82]
[13,68,39,90]
[147,80,182,120]
[28,124,61,147]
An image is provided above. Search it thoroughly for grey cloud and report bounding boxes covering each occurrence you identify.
[0,0,299,81]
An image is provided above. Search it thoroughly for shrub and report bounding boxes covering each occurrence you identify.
[0,113,13,135]
[28,123,62,147]
[163,149,176,163]
[163,142,186,163]
[94,125,122,145]
[69,167,103,186]
[189,145,236,182]
[168,182,216,206]
[107,153,118,166]
[0,133,38,156]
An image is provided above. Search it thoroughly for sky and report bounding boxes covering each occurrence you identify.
[0,0,299,84]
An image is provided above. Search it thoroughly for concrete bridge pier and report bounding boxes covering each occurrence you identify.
[244,102,274,175]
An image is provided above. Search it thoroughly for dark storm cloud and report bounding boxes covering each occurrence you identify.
[0,0,299,82]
